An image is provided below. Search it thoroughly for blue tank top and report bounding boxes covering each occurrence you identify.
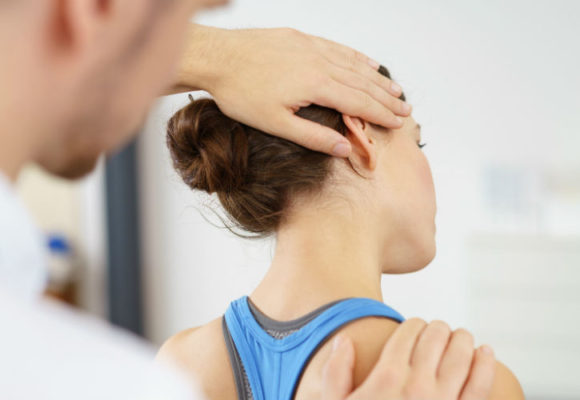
[223,296,405,400]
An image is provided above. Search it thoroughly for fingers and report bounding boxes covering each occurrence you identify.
[460,346,496,400]
[379,318,428,366]
[349,319,495,400]
[311,36,411,113]
[318,38,405,99]
[438,328,475,396]
[351,318,426,397]
[367,318,427,382]
[280,114,352,157]
[322,335,355,400]
[329,64,411,118]
[314,35,380,72]
[410,320,452,375]
[316,78,404,131]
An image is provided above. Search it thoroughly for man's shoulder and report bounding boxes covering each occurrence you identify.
[0,292,200,399]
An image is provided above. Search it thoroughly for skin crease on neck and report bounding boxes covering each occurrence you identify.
[250,116,437,320]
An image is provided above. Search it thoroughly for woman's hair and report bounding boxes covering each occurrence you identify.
[167,65,404,238]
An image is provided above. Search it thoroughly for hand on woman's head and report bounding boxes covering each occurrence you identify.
[176,27,411,158]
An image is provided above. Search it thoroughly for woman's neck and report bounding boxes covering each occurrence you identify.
[250,206,384,320]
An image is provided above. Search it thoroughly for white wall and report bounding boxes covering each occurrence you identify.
[139,1,580,398]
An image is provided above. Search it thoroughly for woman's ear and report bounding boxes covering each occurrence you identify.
[342,115,377,174]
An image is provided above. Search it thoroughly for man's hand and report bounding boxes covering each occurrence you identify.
[322,319,497,400]
[174,25,412,157]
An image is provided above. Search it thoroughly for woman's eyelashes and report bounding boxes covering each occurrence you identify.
[418,142,427,149]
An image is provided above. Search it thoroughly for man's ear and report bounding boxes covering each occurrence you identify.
[342,115,377,174]
[48,0,109,52]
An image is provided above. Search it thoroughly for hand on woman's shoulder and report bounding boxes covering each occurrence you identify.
[296,316,525,400]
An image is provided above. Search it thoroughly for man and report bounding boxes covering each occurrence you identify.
[0,0,496,398]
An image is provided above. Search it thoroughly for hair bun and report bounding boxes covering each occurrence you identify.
[167,97,249,194]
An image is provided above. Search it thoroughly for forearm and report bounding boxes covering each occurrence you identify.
[166,24,228,95]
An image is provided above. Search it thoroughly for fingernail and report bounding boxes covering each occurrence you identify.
[391,81,403,95]
[401,102,412,114]
[332,142,351,157]
[480,345,494,356]
[333,336,344,351]
[368,58,380,70]
[395,116,404,126]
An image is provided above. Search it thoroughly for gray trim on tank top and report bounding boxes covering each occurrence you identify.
[222,298,344,400]
[247,298,342,339]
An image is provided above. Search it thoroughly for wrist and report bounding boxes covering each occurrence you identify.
[175,24,230,93]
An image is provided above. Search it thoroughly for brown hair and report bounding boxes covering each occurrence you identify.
[167,65,404,238]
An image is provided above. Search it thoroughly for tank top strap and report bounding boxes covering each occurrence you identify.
[224,297,268,400]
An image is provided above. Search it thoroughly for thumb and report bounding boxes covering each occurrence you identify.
[279,114,352,157]
[322,335,356,400]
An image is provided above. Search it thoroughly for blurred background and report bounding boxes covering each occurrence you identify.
[16,1,580,398]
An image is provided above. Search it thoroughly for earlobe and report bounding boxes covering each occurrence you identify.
[342,115,377,173]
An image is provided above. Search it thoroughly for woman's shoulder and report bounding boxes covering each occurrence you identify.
[490,361,525,399]
[157,317,237,400]
[296,316,524,400]
[156,317,226,372]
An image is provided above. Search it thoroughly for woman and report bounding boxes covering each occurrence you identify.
[158,66,524,400]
